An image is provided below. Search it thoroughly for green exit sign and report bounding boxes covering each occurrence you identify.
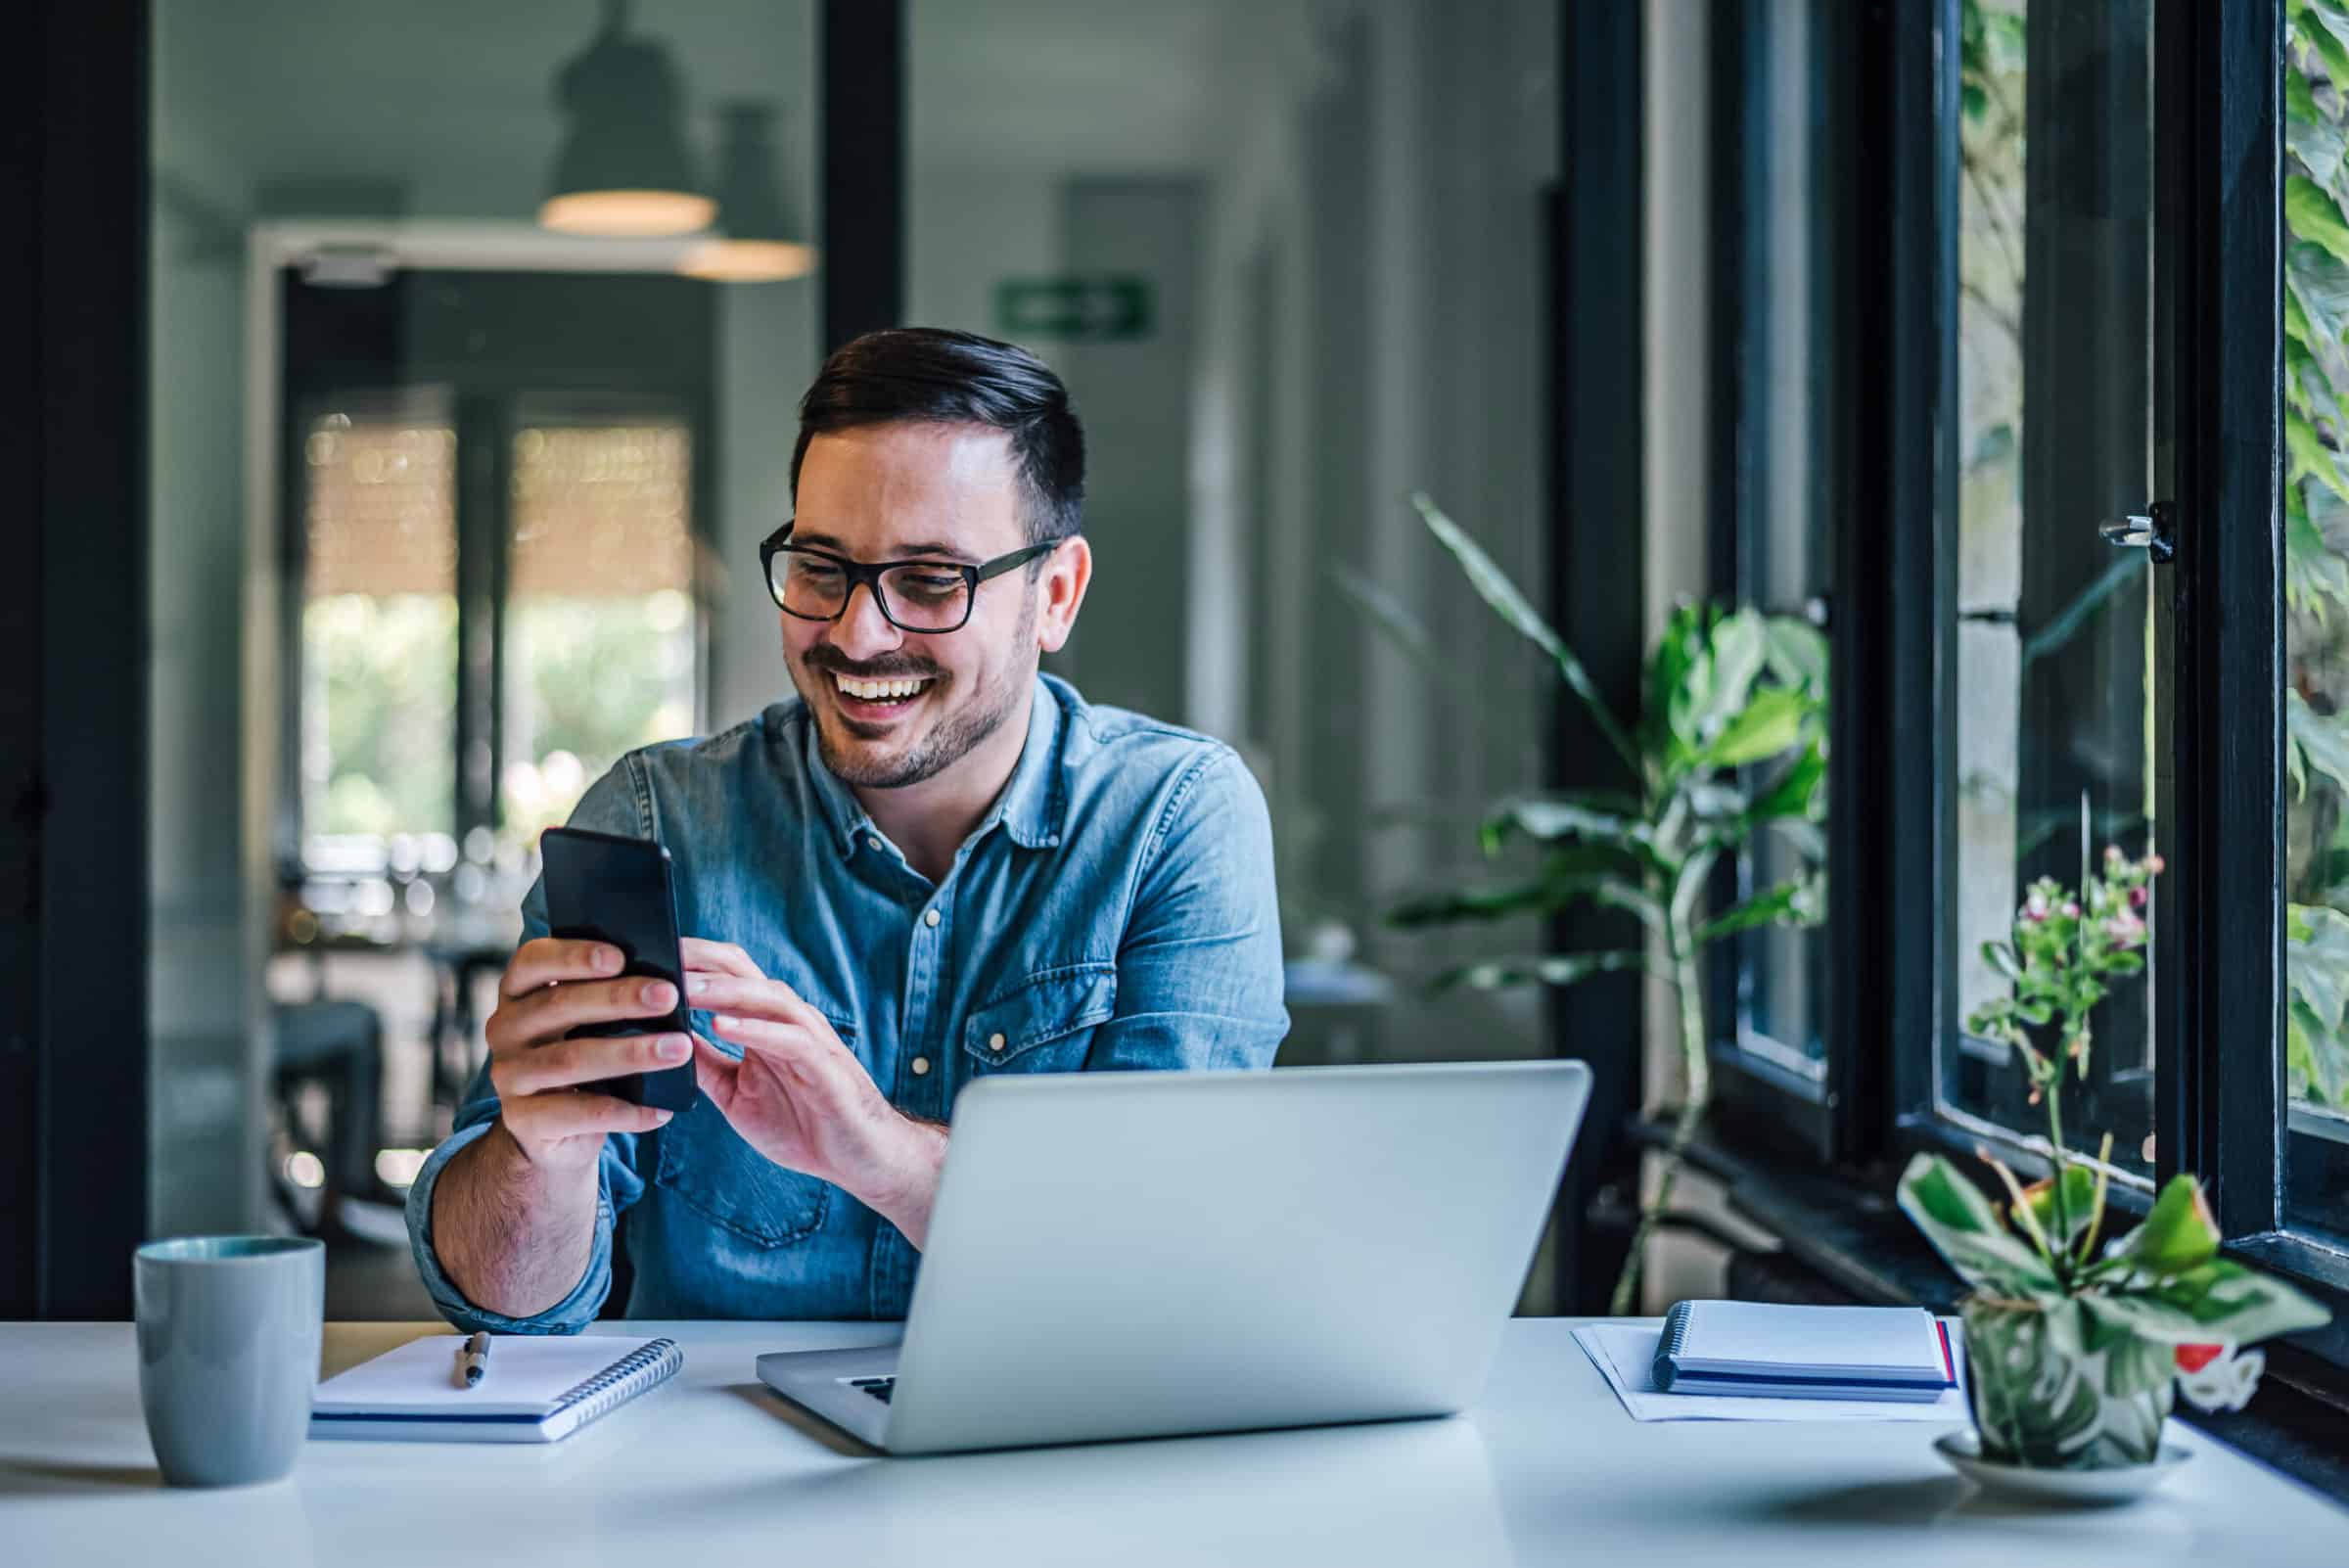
[994,276,1153,342]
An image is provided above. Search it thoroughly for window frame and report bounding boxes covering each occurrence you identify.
[1680,0,2349,1376]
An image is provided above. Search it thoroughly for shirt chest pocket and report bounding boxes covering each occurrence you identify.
[652,1010,854,1248]
[962,963,1117,1077]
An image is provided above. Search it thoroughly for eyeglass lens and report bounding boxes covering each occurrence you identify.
[772,553,972,631]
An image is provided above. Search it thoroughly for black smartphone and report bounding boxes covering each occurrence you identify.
[538,825,699,1113]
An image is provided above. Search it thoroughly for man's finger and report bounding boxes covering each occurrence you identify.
[509,1092,673,1142]
[500,975,680,1045]
[681,971,825,1028]
[499,1032,692,1098]
[502,937,624,998]
[691,1036,740,1115]
[679,938,761,979]
[710,1013,844,1075]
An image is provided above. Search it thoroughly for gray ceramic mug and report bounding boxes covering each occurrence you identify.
[133,1235,325,1487]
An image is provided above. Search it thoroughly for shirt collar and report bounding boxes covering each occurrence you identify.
[803,673,1067,860]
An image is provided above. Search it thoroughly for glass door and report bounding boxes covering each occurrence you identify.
[1943,0,2168,1182]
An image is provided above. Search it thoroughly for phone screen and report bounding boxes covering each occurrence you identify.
[537,826,699,1113]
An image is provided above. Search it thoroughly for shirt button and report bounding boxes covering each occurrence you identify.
[924,908,942,928]
[910,1056,931,1077]
[990,1032,1007,1052]
[867,835,884,852]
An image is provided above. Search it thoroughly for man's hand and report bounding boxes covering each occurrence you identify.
[681,938,948,1248]
[484,938,691,1169]
[429,938,688,1319]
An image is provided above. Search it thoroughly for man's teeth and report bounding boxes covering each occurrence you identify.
[835,673,931,701]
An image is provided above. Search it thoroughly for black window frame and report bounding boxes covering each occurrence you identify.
[1682,0,2349,1382]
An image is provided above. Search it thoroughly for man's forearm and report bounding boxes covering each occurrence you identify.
[430,1122,602,1319]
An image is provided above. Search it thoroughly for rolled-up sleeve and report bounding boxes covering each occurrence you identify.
[1083,748,1289,1072]
[404,761,655,1333]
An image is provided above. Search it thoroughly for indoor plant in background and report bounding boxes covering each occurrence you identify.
[1348,495,1828,1314]
[1898,846,2331,1474]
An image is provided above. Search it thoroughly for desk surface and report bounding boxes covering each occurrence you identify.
[3,1318,2342,1567]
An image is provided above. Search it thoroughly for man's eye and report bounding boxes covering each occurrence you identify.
[796,562,846,584]
[898,574,965,598]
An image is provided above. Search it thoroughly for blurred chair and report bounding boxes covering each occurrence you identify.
[272,997,389,1234]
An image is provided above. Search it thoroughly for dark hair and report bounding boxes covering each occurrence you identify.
[791,327,1085,548]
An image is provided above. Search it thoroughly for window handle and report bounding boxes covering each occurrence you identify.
[2099,501,2175,564]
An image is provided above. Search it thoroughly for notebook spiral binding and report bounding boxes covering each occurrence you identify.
[1656,1302,1696,1363]
[549,1337,683,1423]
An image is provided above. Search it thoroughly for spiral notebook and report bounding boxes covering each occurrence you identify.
[1651,1301,1955,1402]
[310,1334,684,1444]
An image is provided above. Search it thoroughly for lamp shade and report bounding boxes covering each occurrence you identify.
[678,101,817,282]
[540,5,714,237]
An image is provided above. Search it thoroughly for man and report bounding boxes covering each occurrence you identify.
[406,328,1288,1327]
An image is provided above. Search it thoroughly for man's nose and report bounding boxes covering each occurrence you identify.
[826,581,905,660]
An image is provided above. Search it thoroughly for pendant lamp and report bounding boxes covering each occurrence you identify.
[540,0,714,237]
[679,101,818,282]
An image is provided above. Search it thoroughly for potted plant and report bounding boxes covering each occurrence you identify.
[1350,495,1828,1313]
[1899,846,2331,1472]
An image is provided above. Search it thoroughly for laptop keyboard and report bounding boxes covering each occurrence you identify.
[848,1376,896,1404]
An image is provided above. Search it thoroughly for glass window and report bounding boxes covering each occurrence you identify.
[502,420,700,837]
[2282,12,2349,1242]
[299,406,459,850]
[1716,0,1839,1083]
[905,0,1562,1081]
[1946,0,2161,1179]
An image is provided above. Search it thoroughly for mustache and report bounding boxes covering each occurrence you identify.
[803,648,943,681]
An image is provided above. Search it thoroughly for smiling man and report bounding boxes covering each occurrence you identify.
[407,328,1289,1326]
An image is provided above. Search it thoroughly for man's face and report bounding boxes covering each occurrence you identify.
[784,422,1047,790]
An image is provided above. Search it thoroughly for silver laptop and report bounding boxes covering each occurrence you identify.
[756,1059,1590,1454]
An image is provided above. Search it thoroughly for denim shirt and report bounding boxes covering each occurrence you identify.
[406,673,1287,1329]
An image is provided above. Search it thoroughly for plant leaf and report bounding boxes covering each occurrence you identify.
[1763,615,1829,696]
[1747,737,1827,824]
[2137,1260,2333,1346]
[1895,1154,2062,1295]
[1412,493,1642,777]
[1431,949,1655,992]
[1692,608,1768,747]
[1478,796,1656,860]
[2289,174,2349,267]
[2018,1165,2101,1249]
[2288,689,2349,801]
[2290,95,2348,185]
[1703,686,1815,769]
[1390,869,1660,931]
[2288,241,2349,347]
[2287,408,2349,506]
[1693,875,1821,945]
[1329,563,1480,703]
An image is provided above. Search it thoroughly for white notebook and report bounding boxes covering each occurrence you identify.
[310,1334,683,1443]
[1651,1301,1956,1402]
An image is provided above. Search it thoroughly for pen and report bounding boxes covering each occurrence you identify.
[457,1331,491,1388]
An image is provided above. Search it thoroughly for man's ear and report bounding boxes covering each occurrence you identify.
[1034,536,1092,654]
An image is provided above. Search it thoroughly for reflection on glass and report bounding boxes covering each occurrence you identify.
[1947,0,2157,1175]
[2281,14,2349,1231]
[300,415,458,846]
[502,423,699,838]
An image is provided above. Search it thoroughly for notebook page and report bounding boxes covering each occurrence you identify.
[313,1334,663,1418]
[1680,1303,1944,1378]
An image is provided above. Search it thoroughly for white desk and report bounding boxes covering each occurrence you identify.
[3,1318,2342,1566]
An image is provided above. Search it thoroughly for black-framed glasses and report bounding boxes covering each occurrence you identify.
[758,522,1064,633]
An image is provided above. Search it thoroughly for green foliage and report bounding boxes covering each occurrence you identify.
[1964,851,2156,1090]
[2285,5,2349,1050]
[1360,498,1827,1314]
[305,594,458,837]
